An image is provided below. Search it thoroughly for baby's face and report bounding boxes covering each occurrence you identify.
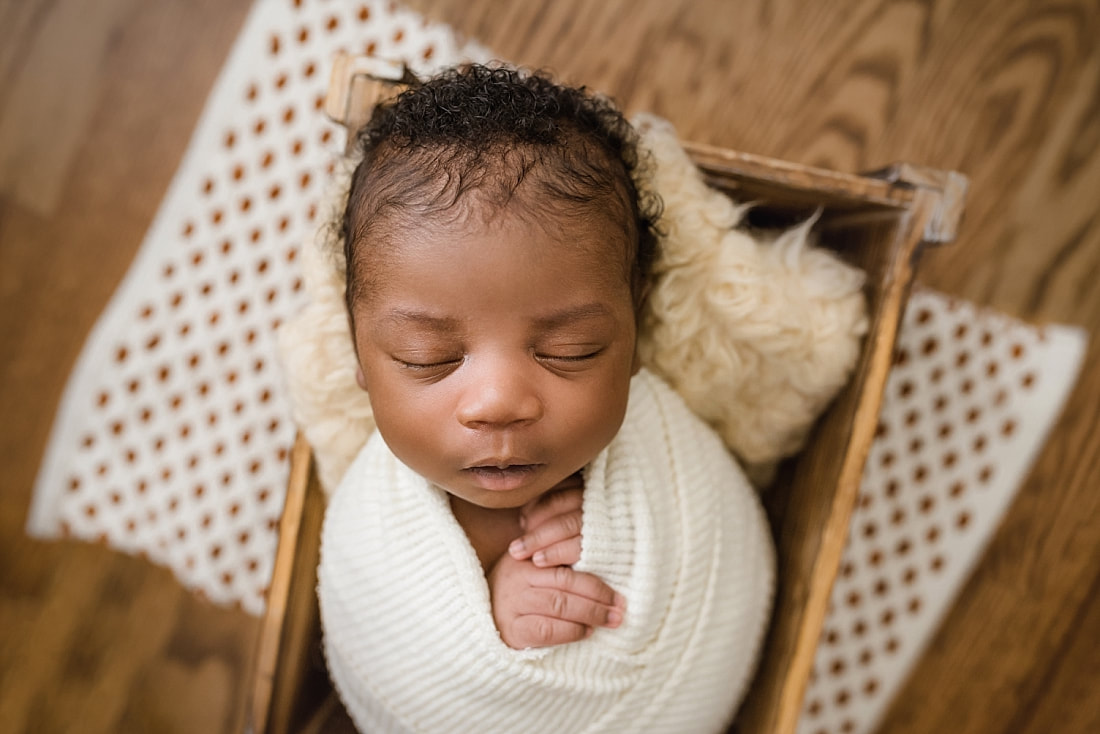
[351,208,638,510]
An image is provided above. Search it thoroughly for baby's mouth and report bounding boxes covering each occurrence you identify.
[464,463,543,491]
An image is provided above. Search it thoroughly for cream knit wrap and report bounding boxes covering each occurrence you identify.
[319,369,775,734]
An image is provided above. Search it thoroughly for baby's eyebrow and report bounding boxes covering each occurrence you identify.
[533,303,612,330]
[380,309,461,332]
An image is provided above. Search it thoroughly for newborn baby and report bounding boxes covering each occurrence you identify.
[316,65,775,734]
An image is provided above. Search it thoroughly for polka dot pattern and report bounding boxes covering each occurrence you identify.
[796,288,1085,734]
[28,0,487,615]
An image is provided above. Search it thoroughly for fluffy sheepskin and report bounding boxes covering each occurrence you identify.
[633,115,868,482]
[277,115,867,493]
[277,157,377,493]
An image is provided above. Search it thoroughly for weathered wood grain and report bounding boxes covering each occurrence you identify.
[0,1,258,733]
[2,0,1098,732]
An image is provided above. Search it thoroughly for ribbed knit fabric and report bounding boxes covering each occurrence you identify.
[318,369,775,734]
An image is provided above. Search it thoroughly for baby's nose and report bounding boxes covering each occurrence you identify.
[455,361,543,428]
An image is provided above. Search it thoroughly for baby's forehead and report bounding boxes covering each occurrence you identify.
[348,203,636,321]
[352,206,624,302]
[384,200,634,267]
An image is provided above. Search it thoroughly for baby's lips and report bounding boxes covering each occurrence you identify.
[464,455,540,470]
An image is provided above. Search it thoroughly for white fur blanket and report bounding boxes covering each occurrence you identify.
[318,369,775,734]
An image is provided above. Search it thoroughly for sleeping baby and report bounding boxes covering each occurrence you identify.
[286,62,863,734]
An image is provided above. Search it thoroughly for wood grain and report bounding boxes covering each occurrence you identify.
[0,1,258,732]
[251,435,331,734]
[1,0,1098,732]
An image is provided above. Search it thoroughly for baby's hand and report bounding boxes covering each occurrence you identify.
[488,552,624,649]
[508,482,585,568]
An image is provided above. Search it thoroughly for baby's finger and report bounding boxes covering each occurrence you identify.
[521,487,583,531]
[531,536,582,568]
[522,587,623,629]
[530,565,626,611]
[509,616,590,649]
[509,509,583,560]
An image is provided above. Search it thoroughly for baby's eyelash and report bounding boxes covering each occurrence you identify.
[536,349,603,363]
[395,357,461,371]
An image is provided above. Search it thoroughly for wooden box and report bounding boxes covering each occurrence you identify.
[249,54,966,734]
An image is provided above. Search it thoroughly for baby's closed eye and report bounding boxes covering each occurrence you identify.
[392,352,463,369]
[535,346,604,364]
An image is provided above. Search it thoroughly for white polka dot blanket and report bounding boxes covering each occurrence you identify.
[26,2,1086,733]
[27,0,489,616]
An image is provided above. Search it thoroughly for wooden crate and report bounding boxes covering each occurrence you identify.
[249,54,967,734]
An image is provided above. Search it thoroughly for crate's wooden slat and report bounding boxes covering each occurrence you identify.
[736,193,939,733]
[251,435,330,734]
[683,141,915,210]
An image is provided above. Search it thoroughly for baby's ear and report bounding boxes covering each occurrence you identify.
[356,365,369,391]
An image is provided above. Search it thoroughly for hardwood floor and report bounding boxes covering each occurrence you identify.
[0,2,259,732]
[1,1,1097,732]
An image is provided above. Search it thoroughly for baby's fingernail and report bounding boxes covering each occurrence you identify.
[532,551,547,566]
[607,610,622,627]
[509,539,526,558]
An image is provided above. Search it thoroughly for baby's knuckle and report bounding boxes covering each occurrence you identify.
[533,619,556,646]
[549,590,569,617]
[561,512,583,537]
[552,565,574,588]
[529,526,550,546]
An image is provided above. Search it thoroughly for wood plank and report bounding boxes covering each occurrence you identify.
[1016,568,1100,734]
[251,435,330,734]
[0,1,258,733]
[0,0,135,214]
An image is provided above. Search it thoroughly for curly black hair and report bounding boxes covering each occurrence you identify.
[342,64,661,312]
